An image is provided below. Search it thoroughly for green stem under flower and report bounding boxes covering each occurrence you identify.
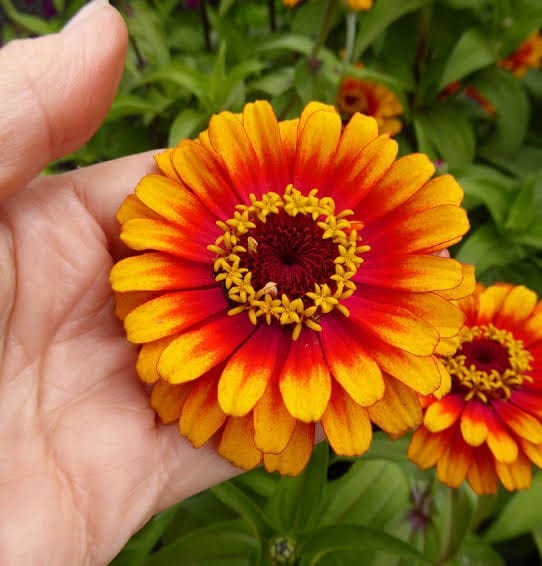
[342,11,357,69]
[311,0,338,59]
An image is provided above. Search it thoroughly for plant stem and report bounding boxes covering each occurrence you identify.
[199,0,212,51]
[342,11,357,68]
[268,0,277,33]
[311,0,337,59]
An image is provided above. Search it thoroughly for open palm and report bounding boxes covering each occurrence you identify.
[0,5,237,565]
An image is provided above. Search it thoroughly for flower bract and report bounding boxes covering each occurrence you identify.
[111,100,473,475]
[408,283,542,494]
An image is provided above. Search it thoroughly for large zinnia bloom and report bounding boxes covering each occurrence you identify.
[409,283,542,494]
[111,101,473,475]
[336,73,403,134]
[498,31,542,77]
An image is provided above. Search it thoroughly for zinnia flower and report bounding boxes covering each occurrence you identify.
[408,283,542,494]
[111,100,473,476]
[498,31,542,77]
[336,74,403,135]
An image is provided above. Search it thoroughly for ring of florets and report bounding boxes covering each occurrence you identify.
[446,324,533,403]
[207,184,369,340]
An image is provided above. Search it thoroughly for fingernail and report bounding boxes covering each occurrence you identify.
[63,0,110,31]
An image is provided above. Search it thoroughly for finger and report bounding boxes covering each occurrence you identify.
[62,149,161,255]
[0,0,128,201]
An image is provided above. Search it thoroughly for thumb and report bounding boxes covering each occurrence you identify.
[0,0,128,201]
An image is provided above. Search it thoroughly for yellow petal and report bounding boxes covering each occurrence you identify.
[263,422,314,476]
[219,414,262,471]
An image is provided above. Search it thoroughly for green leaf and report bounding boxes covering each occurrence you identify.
[255,34,313,56]
[110,506,180,566]
[105,94,162,122]
[128,0,171,68]
[455,166,516,226]
[320,459,409,528]
[483,472,542,542]
[266,443,329,534]
[249,68,295,97]
[143,521,260,566]
[438,28,496,90]
[144,66,210,104]
[354,0,432,59]
[473,67,529,156]
[168,109,208,146]
[505,176,537,234]
[456,223,529,275]
[1,0,59,34]
[434,483,477,563]
[414,104,475,170]
[298,525,432,565]
[446,535,505,566]
[211,481,273,539]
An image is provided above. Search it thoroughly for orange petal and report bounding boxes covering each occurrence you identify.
[180,370,227,447]
[135,174,217,230]
[424,394,464,432]
[172,140,242,217]
[495,451,532,491]
[493,399,542,444]
[114,290,159,320]
[349,296,440,356]
[433,356,452,398]
[158,314,255,384]
[359,287,465,338]
[408,426,450,469]
[510,391,542,420]
[137,335,176,383]
[358,255,464,292]
[279,330,331,422]
[460,400,489,446]
[150,379,192,424]
[242,101,288,196]
[354,153,434,224]
[263,422,314,476]
[218,326,288,416]
[218,414,262,471]
[477,285,512,325]
[116,194,161,224]
[517,437,542,468]
[367,376,422,437]
[278,118,298,176]
[334,112,379,169]
[298,102,336,132]
[120,218,215,263]
[486,410,518,463]
[361,331,442,395]
[366,205,469,255]
[495,285,538,330]
[110,252,215,292]
[466,445,499,495]
[293,109,342,194]
[399,173,464,212]
[154,149,181,182]
[321,382,372,456]
[124,288,226,343]
[331,135,398,210]
[319,316,384,407]
[207,111,261,198]
[253,377,296,454]
[521,312,542,346]
[437,427,473,488]
[436,263,476,300]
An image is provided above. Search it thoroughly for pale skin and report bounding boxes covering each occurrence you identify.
[0,3,241,565]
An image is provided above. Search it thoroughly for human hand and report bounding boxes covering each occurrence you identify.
[0,3,239,564]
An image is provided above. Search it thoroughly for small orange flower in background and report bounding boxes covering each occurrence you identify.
[409,283,542,494]
[498,31,542,78]
[336,74,403,135]
[284,0,372,10]
[438,81,495,116]
[111,100,473,476]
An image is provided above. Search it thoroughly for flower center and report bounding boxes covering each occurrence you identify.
[446,324,533,403]
[208,184,369,340]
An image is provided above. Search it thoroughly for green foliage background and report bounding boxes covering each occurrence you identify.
[3,0,542,563]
